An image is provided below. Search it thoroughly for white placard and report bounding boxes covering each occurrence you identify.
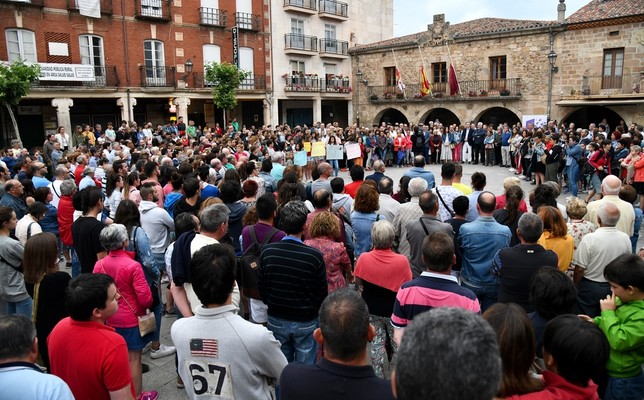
[522,115,548,129]
[346,143,361,160]
[39,63,96,82]
[48,42,69,57]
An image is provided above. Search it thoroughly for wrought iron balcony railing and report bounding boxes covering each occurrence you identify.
[139,66,176,88]
[284,74,321,92]
[235,12,261,31]
[367,78,522,101]
[135,0,171,21]
[318,0,348,18]
[319,38,348,56]
[285,34,318,52]
[199,7,227,27]
[284,0,316,11]
[576,74,642,96]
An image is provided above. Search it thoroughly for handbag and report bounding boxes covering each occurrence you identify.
[100,260,156,337]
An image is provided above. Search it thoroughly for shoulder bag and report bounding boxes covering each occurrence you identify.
[435,187,455,218]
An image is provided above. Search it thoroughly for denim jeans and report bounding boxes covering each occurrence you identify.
[6,297,33,317]
[567,164,580,197]
[71,248,81,278]
[461,280,498,312]
[605,372,644,400]
[267,316,318,364]
[329,159,339,177]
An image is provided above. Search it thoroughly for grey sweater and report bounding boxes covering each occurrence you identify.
[0,235,29,302]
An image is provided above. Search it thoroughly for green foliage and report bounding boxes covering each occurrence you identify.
[0,60,40,106]
[204,62,250,112]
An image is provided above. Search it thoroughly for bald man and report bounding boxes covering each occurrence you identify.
[584,175,635,236]
[0,179,27,219]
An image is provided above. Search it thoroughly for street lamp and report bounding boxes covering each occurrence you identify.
[182,59,194,86]
[548,51,558,73]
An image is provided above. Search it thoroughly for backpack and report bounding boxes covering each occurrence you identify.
[415,134,424,147]
[239,226,278,299]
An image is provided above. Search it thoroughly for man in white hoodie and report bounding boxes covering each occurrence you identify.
[139,182,175,272]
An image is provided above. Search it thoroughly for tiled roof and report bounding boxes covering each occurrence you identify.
[566,0,644,24]
[352,17,558,52]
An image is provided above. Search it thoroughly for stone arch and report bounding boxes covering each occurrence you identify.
[373,107,410,125]
[560,106,625,131]
[419,107,461,126]
[474,107,521,127]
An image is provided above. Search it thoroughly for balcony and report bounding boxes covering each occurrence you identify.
[318,0,347,20]
[139,66,176,88]
[187,73,266,91]
[199,7,227,27]
[319,39,348,58]
[283,0,316,14]
[32,66,120,89]
[368,78,522,102]
[284,74,321,93]
[573,73,643,96]
[322,75,351,94]
[235,12,261,31]
[134,0,171,22]
[0,0,44,8]
[285,34,318,55]
[67,0,113,15]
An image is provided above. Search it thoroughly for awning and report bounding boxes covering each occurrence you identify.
[557,99,644,106]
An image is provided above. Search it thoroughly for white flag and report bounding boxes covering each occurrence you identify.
[78,0,101,18]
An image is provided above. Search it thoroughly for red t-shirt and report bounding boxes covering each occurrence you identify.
[344,180,363,198]
[48,317,135,400]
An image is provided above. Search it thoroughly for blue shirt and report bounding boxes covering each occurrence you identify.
[459,216,511,286]
[403,168,435,189]
[32,176,51,189]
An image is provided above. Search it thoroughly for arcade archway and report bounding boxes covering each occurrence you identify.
[421,108,461,127]
[375,108,409,125]
[561,106,625,130]
[476,107,521,127]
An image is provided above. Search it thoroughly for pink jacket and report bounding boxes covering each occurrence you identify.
[93,250,152,328]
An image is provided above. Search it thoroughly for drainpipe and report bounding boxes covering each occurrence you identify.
[127,89,132,122]
[121,0,130,86]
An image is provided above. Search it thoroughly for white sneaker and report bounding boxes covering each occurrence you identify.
[150,344,176,359]
[508,168,515,172]
[142,342,152,354]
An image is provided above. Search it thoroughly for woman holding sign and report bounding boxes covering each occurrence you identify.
[327,136,340,177]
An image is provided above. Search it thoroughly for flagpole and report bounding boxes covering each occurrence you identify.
[445,42,461,95]
[392,49,406,99]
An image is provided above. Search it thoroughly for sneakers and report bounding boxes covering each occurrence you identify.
[161,275,170,284]
[139,390,158,400]
[150,344,176,359]
[177,376,185,389]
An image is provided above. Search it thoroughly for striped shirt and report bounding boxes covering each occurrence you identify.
[391,271,480,328]
[258,238,327,322]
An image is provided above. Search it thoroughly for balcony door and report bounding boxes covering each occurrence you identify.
[602,48,624,90]
[239,47,254,89]
[203,44,221,86]
[79,35,105,85]
[489,56,506,90]
[324,24,337,53]
[144,40,165,86]
[6,29,37,62]
[141,0,163,18]
[290,18,304,49]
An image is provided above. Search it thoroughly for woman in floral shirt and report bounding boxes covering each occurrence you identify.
[304,211,352,292]
[565,197,596,255]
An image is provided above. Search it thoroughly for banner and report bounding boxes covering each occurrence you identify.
[345,143,361,160]
[448,64,459,96]
[311,142,326,157]
[326,145,343,160]
[39,63,96,81]
[294,151,307,166]
[420,66,431,97]
[522,115,548,128]
[232,26,239,68]
[77,0,101,18]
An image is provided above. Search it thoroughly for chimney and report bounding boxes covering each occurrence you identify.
[558,0,566,23]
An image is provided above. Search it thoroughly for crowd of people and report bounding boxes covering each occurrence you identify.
[0,115,643,400]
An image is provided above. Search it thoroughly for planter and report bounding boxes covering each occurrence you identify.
[370,94,379,100]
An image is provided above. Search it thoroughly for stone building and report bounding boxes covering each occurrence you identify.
[350,0,643,130]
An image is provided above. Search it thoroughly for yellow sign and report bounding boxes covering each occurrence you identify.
[303,142,312,152]
[311,142,326,157]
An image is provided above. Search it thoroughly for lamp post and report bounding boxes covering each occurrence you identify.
[182,59,194,86]
[356,69,363,128]
[546,32,558,122]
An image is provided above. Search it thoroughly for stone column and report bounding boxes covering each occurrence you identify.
[51,98,74,136]
[174,96,191,120]
[116,96,137,123]
[263,99,271,127]
[312,97,321,124]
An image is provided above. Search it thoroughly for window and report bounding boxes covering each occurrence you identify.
[202,44,221,86]
[290,60,305,75]
[6,29,37,62]
[431,62,447,83]
[602,48,624,89]
[490,56,507,80]
[290,18,304,49]
[239,47,254,89]
[384,66,396,86]
[141,0,163,18]
[323,24,337,53]
[79,35,104,82]
[144,40,165,85]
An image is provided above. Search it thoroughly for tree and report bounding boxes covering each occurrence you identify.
[0,60,41,144]
[204,62,249,127]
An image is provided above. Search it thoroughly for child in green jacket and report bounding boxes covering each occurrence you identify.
[593,254,644,400]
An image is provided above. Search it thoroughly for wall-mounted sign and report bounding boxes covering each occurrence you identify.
[232,26,239,68]
[39,63,96,81]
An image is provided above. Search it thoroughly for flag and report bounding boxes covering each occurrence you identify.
[448,64,460,96]
[190,338,219,358]
[77,0,101,18]
[395,68,405,92]
[420,66,432,97]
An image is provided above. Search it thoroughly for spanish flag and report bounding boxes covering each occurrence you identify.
[420,66,432,97]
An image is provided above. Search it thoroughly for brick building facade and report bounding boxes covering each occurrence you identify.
[0,0,269,148]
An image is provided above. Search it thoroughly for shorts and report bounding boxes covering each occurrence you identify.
[115,326,153,351]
